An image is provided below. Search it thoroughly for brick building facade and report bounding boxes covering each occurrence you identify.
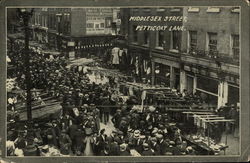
[180,7,240,107]
[120,7,240,108]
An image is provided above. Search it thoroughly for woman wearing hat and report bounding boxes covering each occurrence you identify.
[83,128,94,156]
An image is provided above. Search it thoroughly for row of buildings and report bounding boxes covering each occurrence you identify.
[7,7,240,108]
[120,7,240,108]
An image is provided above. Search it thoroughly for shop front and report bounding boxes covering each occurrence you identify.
[34,28,48,44]
[152,55,180,89]
[129,47,151,83]
[196,75,219,107]
[227,83,240,106]
[48,32,57,49]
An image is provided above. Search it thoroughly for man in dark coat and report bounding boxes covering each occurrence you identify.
[108,137,120,156]
[141,143,154,156]
[111,109,122,128]
[68,120,78,154]
[96,129,107,155]
[157,134,168,155]
[102,97,111,124]
[74,127,85,156]
[58,130,72,155]
[119,143,131,156]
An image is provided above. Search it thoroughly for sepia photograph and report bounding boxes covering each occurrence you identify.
[5,6,243,158]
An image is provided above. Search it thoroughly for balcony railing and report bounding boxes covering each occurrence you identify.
[187,49,239,65]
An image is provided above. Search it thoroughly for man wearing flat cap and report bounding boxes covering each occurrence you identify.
[119,143,130,156]
[111,109,122,128]
[141,143,154,156]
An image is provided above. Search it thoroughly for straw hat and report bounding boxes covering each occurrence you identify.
[133,130,140,137]
[120,143,127,151]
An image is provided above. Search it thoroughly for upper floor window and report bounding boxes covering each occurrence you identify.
[86,23,94,28]
[207,32,218,55]
[231,34,239,59]
[143,31,149,45]
[156,30,164,49]
[132,25,138,43]
[95,24,100,28]
[170,31,180,52]
[100,23,105,28]
[189,31,197,52]
[105,17,112,28]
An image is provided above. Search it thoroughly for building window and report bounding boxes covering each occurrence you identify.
[156,30,164,48]
[188,7,199,12]
[42,16,45,27]
[53,14,57,30]
[105,17,112,28]
[45,16,47,27]
[143,31,149,45]
[35,13,37,25]
[170,31,180,51]
[87,23,94,28]
[117,12,121,19]
[95,24,99,28]
[231,34,239,59]
[100,23,105,28]
[207,32,217,54]
[206,7,220,13]
[132,25,138,43]
[189,31,197,52]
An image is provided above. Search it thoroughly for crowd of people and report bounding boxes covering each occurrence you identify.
[7,40,239,157]
[6,42,202,156]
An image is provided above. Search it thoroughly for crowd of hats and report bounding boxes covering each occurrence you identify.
[7,42,201,156]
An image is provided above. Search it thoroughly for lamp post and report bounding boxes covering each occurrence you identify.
[17,8,34,123]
